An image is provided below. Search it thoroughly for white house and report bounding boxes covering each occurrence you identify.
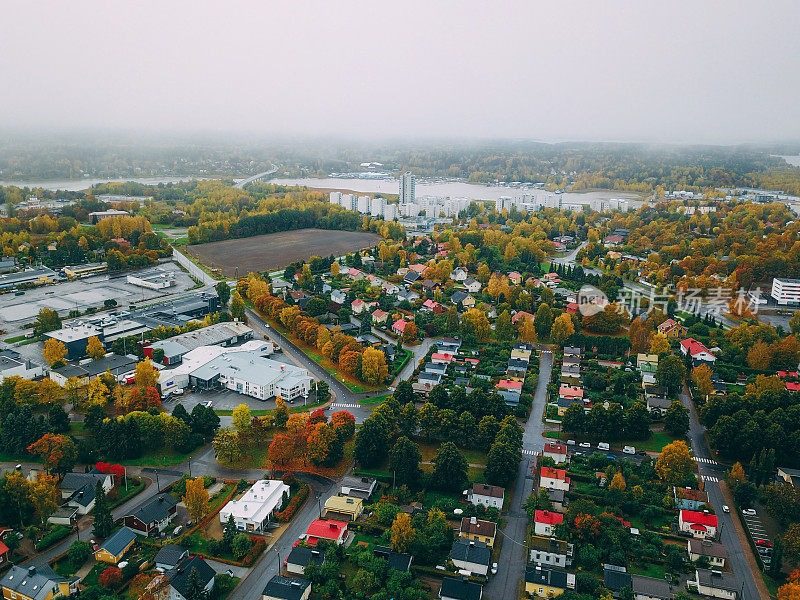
[450,267,468,282]
[539,467,570,492]
[533,510,564,537]
[450,539,491,576]
[543,443,569,465]
[330,289,347,305]
[462,277,482,293]
[687,539,727,568]
[219,479,289,533]
[467,483,504,510]
[678,510,718,538]
[693,569,738,599]
[529,535,573,568]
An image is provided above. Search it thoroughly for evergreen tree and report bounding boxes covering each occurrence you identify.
[93,481,114,538]
[222,514,237,552]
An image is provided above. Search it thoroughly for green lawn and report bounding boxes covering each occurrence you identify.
[629,562,668,580]
[4,334,28,343]
[118,445,206,467]
[359,393,392,406]
[106,478,146,509]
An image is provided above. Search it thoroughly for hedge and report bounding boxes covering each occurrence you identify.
[275,482,310,522]
[36,525,71,551]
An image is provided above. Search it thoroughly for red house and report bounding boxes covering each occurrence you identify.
[305,519,348,546]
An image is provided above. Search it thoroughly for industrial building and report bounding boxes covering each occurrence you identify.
[0,265,56,290]
[144,322,253,365]
[49,354,140,386]
[126,269,177,290]
[63,263,108,278]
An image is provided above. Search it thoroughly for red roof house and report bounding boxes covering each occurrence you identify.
[305,519,348,546]
[678,510,718,537]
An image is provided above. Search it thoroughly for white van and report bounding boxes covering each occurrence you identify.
[597,442,610,451]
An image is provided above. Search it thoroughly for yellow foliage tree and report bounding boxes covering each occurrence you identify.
[37,378,63,405]
[390,512,415,553]
[655,440,694,486]
[331,262,340,277]
[691,364,713,398]
[518,316,537,344]
[551,313,576,345]
[86,377,110,407]
[609,472,626,491]
[183,477,210,523]
[86,336,106,360]
[134,359,159,391]
[42,338,68,367]
[463,308,491,342]
[728,462,746,487]
[362,347,389,385]
[648,332,671,355]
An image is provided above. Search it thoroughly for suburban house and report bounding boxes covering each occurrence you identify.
[154,545,189,572]
[392,319,410,337]
[437,338,462,353]
[339,475,377,500]
[645,386,671,416]
[680,338,717,364]
[507,357,529,380]
[330,289,347,305]
[322,496,363,522]
[511,311,535,325]
[678,510,718,538]
[0,539,8,567]
[285,546,324,576]
[0,565,69,600]
[692,569,738,599]
[543,443,569,465]
[450,267,468,281]
[636,353,659,373]
[508,271,522,285]
[431,352,455,365]
[304,519,348,546]
[59,472,113,515]
[162,555,215,600]
[462,278,481,293]
[687,539,727,568]
[459,517,497,547]
[547,489,569,513]
[373,546,413,572]
[534,510,564,536]
[219,479,289,533]
[631,574,675,599]
[524,564,575,598]
[123,493,178,536]
[657,318,686,338]
[539,467,570,492]
[467,483,504,509]
[449,539,491,576]
[529,535,573,568]
[673,487,709,511]
[440,576,483,600]
[371,309,389,325]
[262,575,311,600]
[603,565,632,596]
[95,526,137,565]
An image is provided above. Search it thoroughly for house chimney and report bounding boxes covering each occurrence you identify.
[470,517,477,525]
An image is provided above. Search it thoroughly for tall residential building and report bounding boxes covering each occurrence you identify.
[771,278,800,305]
[400,171,415,205]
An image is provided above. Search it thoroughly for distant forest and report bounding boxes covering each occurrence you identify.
[1,135,800,195]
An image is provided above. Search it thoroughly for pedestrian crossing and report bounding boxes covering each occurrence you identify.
[522,449,537,456]
[700,474,719,483]
[330,403,360,409]
[695,457,718,465]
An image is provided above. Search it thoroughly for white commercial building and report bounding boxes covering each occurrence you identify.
[771,277,800,306]
[219,479,290,532]
[127,269,177,290]
[158,340,312,400]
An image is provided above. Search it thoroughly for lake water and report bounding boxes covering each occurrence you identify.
[271,176,644,206]
[0,175,208,192]
[778,155,800,167]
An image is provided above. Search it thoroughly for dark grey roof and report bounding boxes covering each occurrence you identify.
[166,555,215,598]
[450,539,490,567]
[695,569,738,592]
[450,291,468,304]
[99,527,137,557]
[525,564,569,589]
[0,565,67,600]
[689,539,728,559]
[440,576,483,600]
[631,575,674,599]
[286,546,324,568]
[508,358,529,369]
[62,472,109,506]
[603,565,632,591]
[374,545,412,572]
[128,493,177,524]
[154,544,188,568]
[263,575,312,600]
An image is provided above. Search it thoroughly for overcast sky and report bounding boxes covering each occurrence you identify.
[2,1,799,144]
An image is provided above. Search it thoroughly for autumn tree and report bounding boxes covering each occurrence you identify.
[213,428,244,464]
[518,316,537,344]
[390,512,415,553]
[27,434,77,475]
[462,308,491,342]
[183,477,210,523]
[609,472,626,491]
[268,434,294,468]
[655,440,693,486]
[649,332,671,355]
[230,291,246,321]
[42,339,68,367]
[628,317,650,354]
[86,336,106,360]
[402,322,418,343]
[362,347,389,385]
[691,364,713,398]
[727,462,746,488]
[134,358,159,391]
[273,398,290,429]
[778,569,800,600]
[231,404,252,436]
[30,473,59,524]
[495,310,512,341]
[551,312,576,345]
[38,378,63,406]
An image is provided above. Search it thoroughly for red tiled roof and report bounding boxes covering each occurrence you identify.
[540,467,568,480]
[431,353,454,362]
[534,510,563,525]
[511,311,535,324]
[496,380,523,391]
[787,382,800,392]
[544,443,567,455]
[392,319,408,332]
[306,519,347,543]
[681,510,718,527]
[680,338,713,357]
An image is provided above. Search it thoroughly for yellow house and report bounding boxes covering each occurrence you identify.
[525,564,575,597]
[95,526,137,564]
[323,496,364,522]
[1,565,70,600]
[462,295,476,308]
[459,517,497,547]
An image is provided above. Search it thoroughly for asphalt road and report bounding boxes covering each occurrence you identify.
[484,350,553,599]
[682,389,758,600]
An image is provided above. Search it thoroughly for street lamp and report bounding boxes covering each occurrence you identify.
[272,547,281,576]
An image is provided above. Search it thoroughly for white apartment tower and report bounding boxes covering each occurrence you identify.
[400,171,415,205]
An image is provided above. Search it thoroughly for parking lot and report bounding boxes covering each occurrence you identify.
[740,508,773,566]
[0,261,196,333]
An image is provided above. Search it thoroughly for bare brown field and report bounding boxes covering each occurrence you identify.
[186,228,381,276]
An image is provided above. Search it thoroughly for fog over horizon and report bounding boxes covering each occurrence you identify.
[2,1,799,145]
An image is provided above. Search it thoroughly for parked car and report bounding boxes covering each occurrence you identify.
[722,505,730,513]
[579,442,591,449]
[756,539,772,547]
[597,442,610,451]
[742,508,757,516]
[622,446,635,454]
[566,439,576,446]
[491,563,498,575]
[204,400,213,408]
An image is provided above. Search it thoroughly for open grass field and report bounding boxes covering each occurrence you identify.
[186,228,381,276]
